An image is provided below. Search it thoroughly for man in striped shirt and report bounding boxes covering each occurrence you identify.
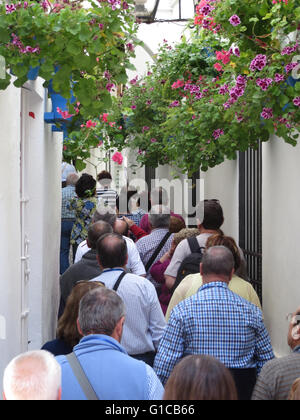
[96,170,118,209]
[252,308,300,400]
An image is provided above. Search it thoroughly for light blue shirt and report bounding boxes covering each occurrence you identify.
[91,269,166,355]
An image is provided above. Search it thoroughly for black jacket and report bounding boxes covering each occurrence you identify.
[58,250,102,318]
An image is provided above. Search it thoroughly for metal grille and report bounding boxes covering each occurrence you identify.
[239,144,263,303]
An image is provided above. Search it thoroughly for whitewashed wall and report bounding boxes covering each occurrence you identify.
[0,77,62,393]
[0,83,22,386]
[262,135,300,357]
[200,158,239,241]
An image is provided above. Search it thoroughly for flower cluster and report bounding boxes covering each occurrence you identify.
[250,54,267,72]
[8,33,40,55]
[256,78,273,91]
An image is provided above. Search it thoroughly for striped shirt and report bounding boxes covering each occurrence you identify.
[252,347,300,400]
[96,187,118,208]
[91,269,166,356]
[154,282,274,386]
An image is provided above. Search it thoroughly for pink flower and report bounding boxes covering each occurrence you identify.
[229,15,241,26]
[293,97,300,107]
[112,151,123,165]
[56,107,74,120]
[101,113,109,123]
[214,63,223,72]
[261,107,273,120]
[213,129,224,139]
[274,73,285,83]
[256,78,273,91]
[250,54,267,72]
[86,120,97,128]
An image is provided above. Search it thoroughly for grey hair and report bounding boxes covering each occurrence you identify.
[66,172,79,186]
[149,205,171,229]
[3,350,61,400]
[78,287,126,337]
[201,246,234,278]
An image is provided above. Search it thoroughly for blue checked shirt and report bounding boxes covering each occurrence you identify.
[154,282,274,386]
[61,185,77,219]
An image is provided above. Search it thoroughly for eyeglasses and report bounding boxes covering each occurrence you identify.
[286,313,300,325]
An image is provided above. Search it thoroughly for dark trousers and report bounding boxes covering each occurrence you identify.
[60,220,74,275]
[130,352,156,368]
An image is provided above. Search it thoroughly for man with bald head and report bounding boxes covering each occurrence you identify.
[154,246,274,387]
[58,221,113,318]
[91,233,166,367]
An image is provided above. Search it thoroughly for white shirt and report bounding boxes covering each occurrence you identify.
[74,236,146,277]
[91,269,166,355]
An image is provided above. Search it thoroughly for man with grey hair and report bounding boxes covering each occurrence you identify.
[154,246,274,390]
[60,171,79,274]
[136,204,174,288]
[56,287,164,400]
[92,233,166,367]
[74,206,146,277]
[3,350,62,400]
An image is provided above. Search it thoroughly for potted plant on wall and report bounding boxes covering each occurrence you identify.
[104,0,300,175]
[0,0,138,121]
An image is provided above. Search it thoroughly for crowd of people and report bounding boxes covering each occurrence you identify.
[2,168,300,400]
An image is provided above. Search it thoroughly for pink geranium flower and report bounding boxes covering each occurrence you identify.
[112,151,123,165]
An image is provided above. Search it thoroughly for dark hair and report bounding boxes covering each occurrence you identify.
[206,233,241,271]
[87,221,113,250]
[96,233,128,268]
[75,173,96,199]
[97,171,112,186]
[201,246,234,278]
[196,200,224,230]
[164,355,237,400]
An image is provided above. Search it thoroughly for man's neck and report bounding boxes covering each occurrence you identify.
[202,275,230,285]
[199,227,219,235]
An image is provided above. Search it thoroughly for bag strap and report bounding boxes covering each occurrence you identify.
[187,236,202,254]
[145,232,172,272]
[66,352,100,401]
[113,271,127,292]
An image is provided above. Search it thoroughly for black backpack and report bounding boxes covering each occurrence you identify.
[171,236,205,294]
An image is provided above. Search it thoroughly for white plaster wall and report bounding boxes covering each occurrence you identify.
[0,84,22,383]
[262,135,300,357]
[200,158,239,240]
[21,78,62,350]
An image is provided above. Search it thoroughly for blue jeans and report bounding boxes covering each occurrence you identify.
[60,220,74,275]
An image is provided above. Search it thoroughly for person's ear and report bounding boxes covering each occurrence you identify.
[77,319,83,337]
[200,262,204,276]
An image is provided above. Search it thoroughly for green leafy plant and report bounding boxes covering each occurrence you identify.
[0,0,137,120]
[101,0,300,174]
